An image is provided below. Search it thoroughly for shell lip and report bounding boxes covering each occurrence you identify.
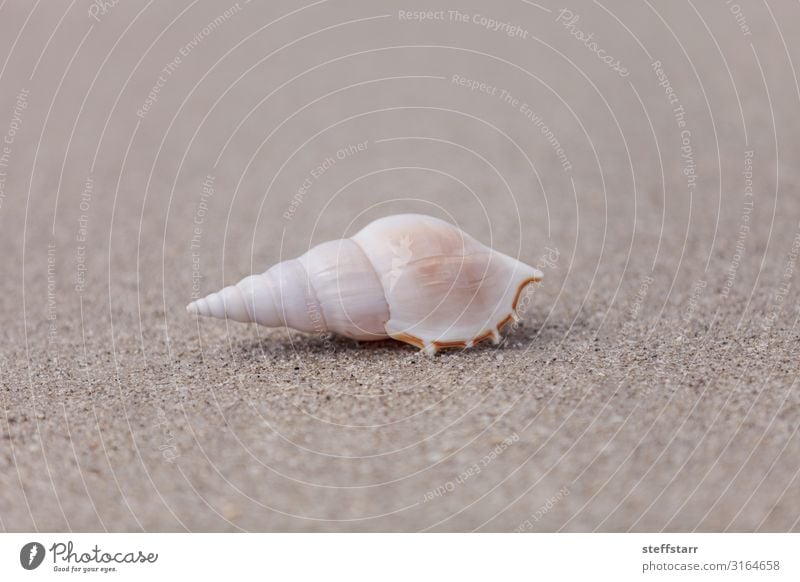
[388,273,542,353]
[389,332,425,350]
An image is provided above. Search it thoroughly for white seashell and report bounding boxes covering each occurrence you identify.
[187,214,542,354]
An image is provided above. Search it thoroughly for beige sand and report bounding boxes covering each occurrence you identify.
[1,0,799,531]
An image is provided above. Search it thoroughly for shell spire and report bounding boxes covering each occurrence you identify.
[188,214,542,353]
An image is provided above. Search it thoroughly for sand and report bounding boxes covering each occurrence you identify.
[1,0,799,531]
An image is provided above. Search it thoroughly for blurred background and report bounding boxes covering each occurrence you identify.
[1,0,799,531]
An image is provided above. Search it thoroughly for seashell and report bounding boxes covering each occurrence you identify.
[187,214,542,354]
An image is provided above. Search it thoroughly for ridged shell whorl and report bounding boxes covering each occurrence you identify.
[187,214,542,354]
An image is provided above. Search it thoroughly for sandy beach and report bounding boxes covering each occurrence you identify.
[1,0,799,531]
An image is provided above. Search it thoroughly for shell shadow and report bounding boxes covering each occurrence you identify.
[231,313,573,361]
[233,332,415,360]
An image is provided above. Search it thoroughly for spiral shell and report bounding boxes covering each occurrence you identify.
[187,214,542,354]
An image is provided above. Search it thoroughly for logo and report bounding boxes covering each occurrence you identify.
[20,542,45,570]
